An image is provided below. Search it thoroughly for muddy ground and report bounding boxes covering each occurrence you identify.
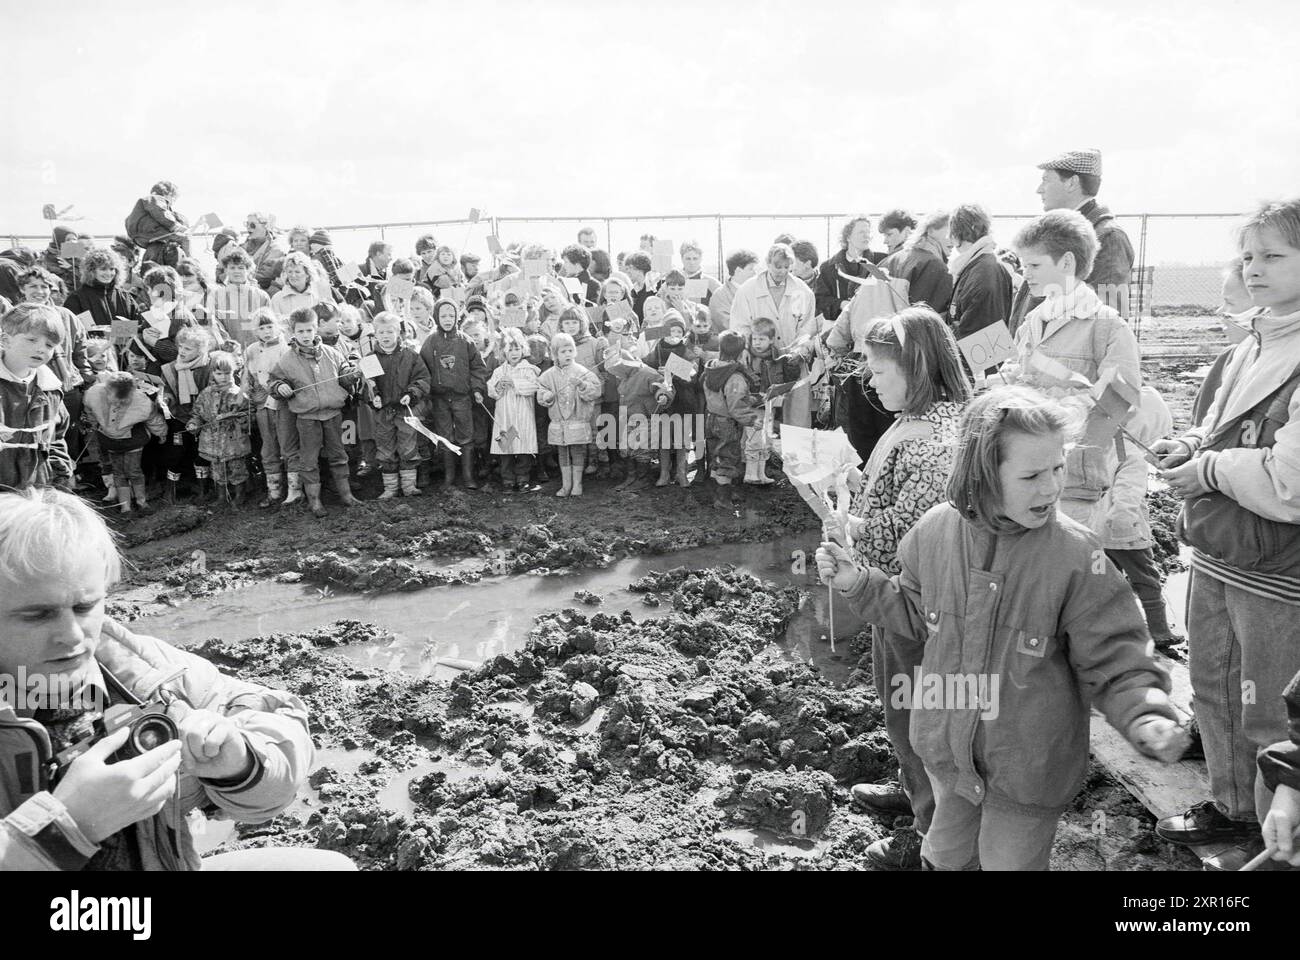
[104,342,1217,870]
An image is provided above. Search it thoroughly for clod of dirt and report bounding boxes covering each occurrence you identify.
[733,769,836,838]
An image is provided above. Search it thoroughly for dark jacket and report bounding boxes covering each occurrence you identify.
[420,328,488,398]
[1080,199,1134,314]
[124,196,188,247]
[647,339,702,415]
[1007,281,1042,341]
[63,281,144,336]
[367,345,431,407]
[880,246,953,315]
[0,363,71,490]
[1259,670,1300,795]
[814,249,889,323]
[950,250,1013,341]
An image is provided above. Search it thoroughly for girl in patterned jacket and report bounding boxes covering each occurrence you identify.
[828,306,972,870]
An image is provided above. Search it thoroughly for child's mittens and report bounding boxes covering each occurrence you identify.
[371,395,383,409]
[1127,714,1190,763]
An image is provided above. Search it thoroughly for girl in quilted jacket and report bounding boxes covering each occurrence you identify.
[187,351,252,507]
[818,386,1187,870]
[826,306,971,870]
[536,332,601,498]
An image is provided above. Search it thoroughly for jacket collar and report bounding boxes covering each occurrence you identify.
[0,360,62,391]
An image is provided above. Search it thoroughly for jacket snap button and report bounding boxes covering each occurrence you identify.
[974,784,982,794]
[928,612,938,622]
[988,583,997,591]
[1029,637,1039,647]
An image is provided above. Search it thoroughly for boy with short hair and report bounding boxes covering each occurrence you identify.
[560,244,600,305]
[365,312,431,499]
[678,240,721,305]
[710,249,759,333]
[209,247,271,353]
[0,303,72,490]
[703,330,761,501]
[270,308,362,517]
[242,309,291,507]
[623,252,655,321]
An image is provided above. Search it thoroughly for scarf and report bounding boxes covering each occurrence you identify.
[174,351,208,404]
[908,233,948,265]
[948,234,997,282]
[1024,281,1105,335]
[294,338,322,362]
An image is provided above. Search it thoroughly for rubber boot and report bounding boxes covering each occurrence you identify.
[570,448,587,497]
[595,448,611,480]
[442,450,459,489]
[304,481,327,518]
[460,447,479,490]
[655,454,672,487]
[230,481,246,509]
[399,468,421,497]
[417,461,435,489]
[163,478,179,504]
[378,472,400,500]
[259,472,283,509]
[675,451,690,487]
[117,485,134,514]
[282,472,303,506]
[102,474,117,503]
[331,466,361,506]
[584,443,598,476]
[196,477,213,504]
[556,463,572,497]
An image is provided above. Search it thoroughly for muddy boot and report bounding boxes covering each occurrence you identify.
[865,832,923,871]
[595,448,611,480]
[1143,599,1184,651]
[460,447,479,490]
[161,478,177,505]
[230,481,246,509]
[570,448,587,497]
[117,485,134,514]
[281,472,303,506]
[556,462,572,497]
[675,452,690,487]
[417,461,435,489]
[102,474,117,503]
[712,473,731,509]
[130,481,150,513]
[583,444,598,476]
[399,468,421,497]
[194,476,212,504]
[377,472,400,500]
[259,472,283,509]
[331,466,361,507]
[655,455,671,487]
[304,481,327,518]
[441,451,459,489]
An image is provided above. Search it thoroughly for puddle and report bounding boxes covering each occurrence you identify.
[134,533,864,684]
[718,826,828,860]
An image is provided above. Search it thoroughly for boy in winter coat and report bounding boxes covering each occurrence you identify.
[0,303,72,491]
[419,298,488,489]
[159,325,214,502]
[83,370,167,514]
[187,351,253,508]
[608,347,665,490]
[242,309,291,507]
[364,312,431,499]
[703,330,761,500]
[269,308,362,517]
[487,328,542,492]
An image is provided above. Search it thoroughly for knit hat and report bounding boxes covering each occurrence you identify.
[309,229,332,247]
[465,295,489,315]
[1037,149,1102,177]
[663,310,687,336]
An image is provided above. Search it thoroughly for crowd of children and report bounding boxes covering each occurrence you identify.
[4,186,1300,871]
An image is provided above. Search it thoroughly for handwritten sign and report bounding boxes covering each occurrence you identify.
[642,323,666,343]
[359,354,384,379]
[684,278,709,302]
[486,235,503,256]
[652,239,674,275]
[468,208,481,224]
[561,276,583,299]
[663,351,697,383]
[956,320,1016,376]
[60,241,90,260]
[74,310,94,334]
[385,276,415,302]
[111,318,137,345]
[500,305,527,328]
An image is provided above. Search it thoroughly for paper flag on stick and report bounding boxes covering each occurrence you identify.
[468,208,481,224]
[604,300,634,324]
[385,277,415,301]
[1026,351,1092,389]
[684,279,709,301]
[787,473,834,521]
[663,351,696,382]
[405,415,461,454]
[42,203,57,221]
[358,354,384,379]
[561,276,583,298]
[523,258,550,279]
[779,425,859,488]
[111,318,137,344]
[486,235,503,256]
[60,241,90,260]
[500,305,527,328]
[337,263,361,285]
[74,311,94,334]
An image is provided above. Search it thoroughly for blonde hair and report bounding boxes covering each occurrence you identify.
[208,350,238,375]
[947,386,1073,534]
[1238,197,1300,252]
[0,488,121,589]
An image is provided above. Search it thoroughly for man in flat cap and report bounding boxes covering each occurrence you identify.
[1009,149,1136,336]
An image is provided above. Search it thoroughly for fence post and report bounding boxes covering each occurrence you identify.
[1137,214,1149,337]
[605,218,613,254]
[715,215,723,280]
[826,216,832,264]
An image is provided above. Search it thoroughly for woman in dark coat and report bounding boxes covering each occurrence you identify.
[880,210,953,315]
[947,204,1012,344]
[62,247,144,333]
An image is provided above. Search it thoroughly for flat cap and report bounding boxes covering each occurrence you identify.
[1037,148,1102,177]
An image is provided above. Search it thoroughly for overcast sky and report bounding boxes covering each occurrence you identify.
[3,0,1296,243]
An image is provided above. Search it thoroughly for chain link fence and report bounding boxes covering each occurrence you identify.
[6,212,1240,320]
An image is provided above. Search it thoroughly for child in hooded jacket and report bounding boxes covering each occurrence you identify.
[488,327,542,491]
[536,332,602,498]
[702,330,761,496]
[242,308,292,507]
[187,351,253,507]
[364,312,431,499]
[817,386,1187,870]
[646,311,702,487]
[419,297,488,489]
[83,370,167,513]
[557,307,608,480]
[159,325,214,501]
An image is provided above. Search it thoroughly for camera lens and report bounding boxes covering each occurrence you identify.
[129,714,178,756]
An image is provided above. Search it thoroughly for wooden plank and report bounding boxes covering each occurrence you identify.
[1089,653,1236,862]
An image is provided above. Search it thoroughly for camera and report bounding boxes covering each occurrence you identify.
[54,701,179,773]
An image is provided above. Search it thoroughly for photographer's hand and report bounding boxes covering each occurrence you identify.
[52,728,183,844]
[168,702,251,780]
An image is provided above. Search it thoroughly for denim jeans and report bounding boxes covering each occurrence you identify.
[1187,570,1300,823]
[921,771,1059,870]
[873,625,935,834]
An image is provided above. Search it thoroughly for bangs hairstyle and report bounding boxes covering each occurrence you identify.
[949,204,992,246]
[82,247,126,286]
[219,246,254,269]
[1,302,65,344]
[1237,197,1300,252]
[371,310,402,330]
[144,266,181,296]
[550,331,576,354]
[253,306,279,328]
[557,306,589,335]
[860,307,972,415]
[207,350,238,375]
[662,269,687,287]
[0,487,121,590]
[947,386,1073,535]
[501,327,528,352]
[1012,210,1098,278]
